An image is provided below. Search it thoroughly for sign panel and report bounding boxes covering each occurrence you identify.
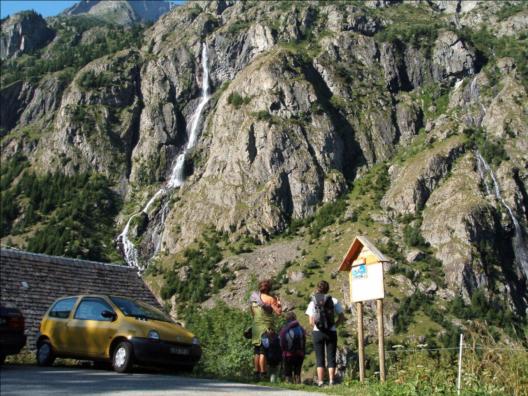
[349,246,384,303]
[352,264,367,279]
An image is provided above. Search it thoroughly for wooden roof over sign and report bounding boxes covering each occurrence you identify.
[338,235,391,272]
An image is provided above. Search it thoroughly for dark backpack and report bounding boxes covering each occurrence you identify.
[283,324,305,355]
[263,331,282,366]
[312,293,335,332]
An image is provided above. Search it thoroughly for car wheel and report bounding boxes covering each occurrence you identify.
[112,341,134,373]
[37,340,55,366]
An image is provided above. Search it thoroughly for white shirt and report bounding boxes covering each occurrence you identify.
[305,297,344,332]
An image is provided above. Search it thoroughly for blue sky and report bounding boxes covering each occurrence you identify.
[0,1,181,19]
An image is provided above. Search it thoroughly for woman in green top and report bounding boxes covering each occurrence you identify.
[250,279,282,381]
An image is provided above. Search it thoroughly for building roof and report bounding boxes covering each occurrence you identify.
[338,235,391,272]
[0,248,160,349]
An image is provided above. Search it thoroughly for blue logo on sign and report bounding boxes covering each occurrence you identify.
[352,264,367,279]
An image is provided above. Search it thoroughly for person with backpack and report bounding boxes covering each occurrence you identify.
[263,328,282,383]
[249,279,282,381]
[279,311,306,384]
[305,280,345,387]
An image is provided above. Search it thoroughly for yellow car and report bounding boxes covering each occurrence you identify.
[36,295,201,373]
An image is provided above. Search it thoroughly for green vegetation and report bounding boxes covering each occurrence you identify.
[160,230,232,303]
[185,303,253,378]
[309,198,347,238]
[403,223,428,249]
[252,110,272,122]
[1,155,121,261]
[449,290,522,338]
[77,70,114,89]
[0,154,30,236]
[496,2,528,21]
[183,303,527,395]
[1,16,144,87]
[417,83,450,120]
[227,20,250,35]
[464,127,509,166]
[458,25,528,88]
[374,4,443,54]
[227,92,251,108]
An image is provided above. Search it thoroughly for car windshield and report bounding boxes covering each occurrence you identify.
[110,297,172,323]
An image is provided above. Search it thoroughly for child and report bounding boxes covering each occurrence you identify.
[279,311,306,384]
[264,329,282,382]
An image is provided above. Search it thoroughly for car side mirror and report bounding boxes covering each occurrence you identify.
[101,310,117,321]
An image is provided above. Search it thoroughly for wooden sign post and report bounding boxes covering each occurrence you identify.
[338,236,390,383]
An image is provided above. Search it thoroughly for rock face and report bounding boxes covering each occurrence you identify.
[1,0,528,322]
[0,11,54,60]
[62,0,171,25]
[382,135,466,215]
[36,50,142,183]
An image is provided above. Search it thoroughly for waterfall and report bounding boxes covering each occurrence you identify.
[118,44,211,269]
[476,152,528,278]
[168,44,211,188]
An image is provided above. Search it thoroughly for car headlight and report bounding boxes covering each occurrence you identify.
[148,330,160,340]
[192,337,200,346]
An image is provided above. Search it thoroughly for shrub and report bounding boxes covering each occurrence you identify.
[185,303,253,379]
[254,110,271,121]
[309,198,347,238]
[403,223,428,248]
[227,92,250,108]
[77,70,113,89]
[227,20,250,35]
[394,292,430,333]
[160,230,225,303]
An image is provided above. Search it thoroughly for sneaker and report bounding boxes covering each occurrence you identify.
[316,381,324,387]
[270,373,277,383]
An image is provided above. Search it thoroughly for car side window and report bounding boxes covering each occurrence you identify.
[49,297,78,319]
[74,298,114,321]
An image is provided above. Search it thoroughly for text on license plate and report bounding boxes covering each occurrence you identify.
[170,347,189,355]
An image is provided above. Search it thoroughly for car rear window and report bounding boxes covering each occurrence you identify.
[49,297,77,319]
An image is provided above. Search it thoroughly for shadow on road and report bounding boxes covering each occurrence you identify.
[1,364,313,395]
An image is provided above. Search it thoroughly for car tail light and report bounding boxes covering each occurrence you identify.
[7,315,24,331]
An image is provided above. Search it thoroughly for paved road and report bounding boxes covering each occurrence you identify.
[0,365,322,396]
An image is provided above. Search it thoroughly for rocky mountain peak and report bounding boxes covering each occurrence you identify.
[62,0,172,25]
[0,11,55,60]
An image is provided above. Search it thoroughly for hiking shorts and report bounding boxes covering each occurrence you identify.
[283,356,304,378]
[253,345,266,355]
[312,330,337,368]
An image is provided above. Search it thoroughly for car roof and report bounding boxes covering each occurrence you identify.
[53,295,136,301]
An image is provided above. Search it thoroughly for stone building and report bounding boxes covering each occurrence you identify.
[0,248,160,349]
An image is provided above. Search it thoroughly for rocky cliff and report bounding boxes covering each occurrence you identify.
[0,11,54,60]
[1,0,527,345]
[62,0,172,25]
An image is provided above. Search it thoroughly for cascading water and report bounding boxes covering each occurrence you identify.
[476,151,528,279]
[118,44,211,269]
[168,45,211,188]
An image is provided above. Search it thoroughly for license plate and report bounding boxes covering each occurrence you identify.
[170,347,189,355]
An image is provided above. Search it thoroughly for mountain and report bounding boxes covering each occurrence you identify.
[62,0,172,25]
[0,11,55,60]
[1,0,527,365]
